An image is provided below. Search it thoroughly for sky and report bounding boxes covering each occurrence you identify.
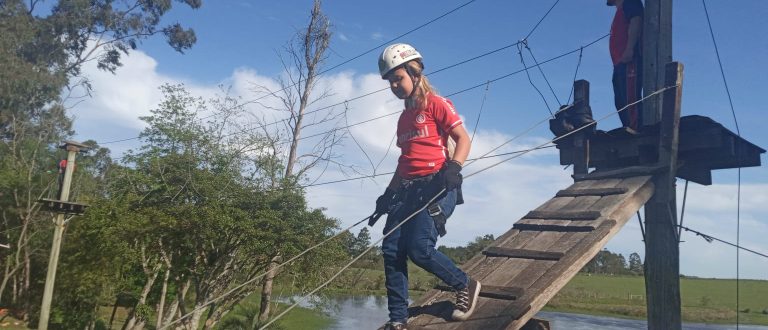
[65,0,767,280]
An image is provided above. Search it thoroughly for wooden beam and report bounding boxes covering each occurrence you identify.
[642,0,673,126]
[512,223,597,232]
[574,165,665,181]
[555,187,628,197]
[482,247,564,261]
[433,284,524,301]
[523,210,601,221]
[644,61,683,330]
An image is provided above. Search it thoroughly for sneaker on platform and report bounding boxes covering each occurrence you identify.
[452,278,481,321]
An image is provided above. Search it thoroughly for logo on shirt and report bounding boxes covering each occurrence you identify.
[398,127,429,144]
[415,113,426,124]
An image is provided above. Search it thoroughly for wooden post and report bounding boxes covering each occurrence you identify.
[38,141,86,330]
[644,62,683,330]
[642,0,673,127]
[572,80,590,177]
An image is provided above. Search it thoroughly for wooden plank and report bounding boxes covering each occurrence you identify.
[434,284,524,301]
[523,210,601,220]
[574,165,665,181]
[555,187,628,197]
[482,247,564,261]
[512,223,596,232]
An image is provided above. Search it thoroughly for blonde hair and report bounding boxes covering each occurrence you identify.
[404,60,437,109]
[403,60,456,158]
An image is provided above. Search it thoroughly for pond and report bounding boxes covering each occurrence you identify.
[291,294,768,330]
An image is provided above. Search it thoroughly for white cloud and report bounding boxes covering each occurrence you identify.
[70,49,768,280]
[338,33,349,42]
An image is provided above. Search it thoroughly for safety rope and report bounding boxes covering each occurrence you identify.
[517,41,554,116]
[524,40,563,106]
[158,214,372,329]
[702,1,743,325]
[470,81,492,144]
[677,225,768,260]
[258,188,447,330]
[565,47,584,106]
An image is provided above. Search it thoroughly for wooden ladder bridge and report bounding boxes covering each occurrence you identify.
[403,170,654,330]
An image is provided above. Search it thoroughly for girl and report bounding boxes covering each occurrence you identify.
[374,43,481,329]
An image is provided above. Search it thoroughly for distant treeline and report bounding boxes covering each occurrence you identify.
[346,231,643,276]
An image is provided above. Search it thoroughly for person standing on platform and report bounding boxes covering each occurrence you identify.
[608,0,644,132]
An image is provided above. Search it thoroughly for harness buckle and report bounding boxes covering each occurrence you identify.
[428,203,442,217]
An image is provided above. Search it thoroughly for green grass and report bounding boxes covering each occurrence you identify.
[0,314,26,330]
[545,274,768,325]
[218,290,333,330]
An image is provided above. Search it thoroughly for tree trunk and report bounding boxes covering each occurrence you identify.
[108,295,119,330]
[202,308,227,330]
[163,279,190,328]
[155,266,170,329]
[258,256,279,322]
[123,268,160,330]
[186,302,207,330]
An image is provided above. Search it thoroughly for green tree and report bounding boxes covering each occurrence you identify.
[55,85,343,330]
[1,0,199,131]
[438,234,495,265]
[252,0,340,323]
[628,252,643,275]
[0,0,201,323]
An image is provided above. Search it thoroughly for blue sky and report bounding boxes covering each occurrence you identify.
[70,1,767,280]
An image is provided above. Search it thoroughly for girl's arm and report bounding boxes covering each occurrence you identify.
[449,125,471,165]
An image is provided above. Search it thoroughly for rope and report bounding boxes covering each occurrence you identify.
[524,40,563,106]
[462,103,573,169]
[525,0,562,40]
[703,0,742,324]
[678,180,688,240]
[517,41,554,116]
[158,214,373,329]
[565,47,584,105]
[258,188,447,330]
[110,34,609,163]
[98,0,478,146]
[470,81,491,143]
[677,225,768,260]
[464,84,677,179]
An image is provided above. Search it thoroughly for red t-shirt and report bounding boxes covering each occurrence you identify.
[396,94,463,179]
[609,0,643,66]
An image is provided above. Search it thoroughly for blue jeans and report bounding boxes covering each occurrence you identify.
[381,188,468,323]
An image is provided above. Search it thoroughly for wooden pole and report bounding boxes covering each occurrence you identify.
[572,80,590,177]
[38,142,83,330]
[642,0,673,127]
[644,62,683,330]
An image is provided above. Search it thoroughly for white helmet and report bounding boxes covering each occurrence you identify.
[378,43,423,78]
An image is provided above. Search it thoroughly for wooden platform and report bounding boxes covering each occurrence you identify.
[400,173,655,330]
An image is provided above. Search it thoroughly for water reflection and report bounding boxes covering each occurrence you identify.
[287,294,768,330]
[537,311,768,330]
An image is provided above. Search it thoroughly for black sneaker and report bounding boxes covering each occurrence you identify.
[452,278,481,321]
[382,321,407,330]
